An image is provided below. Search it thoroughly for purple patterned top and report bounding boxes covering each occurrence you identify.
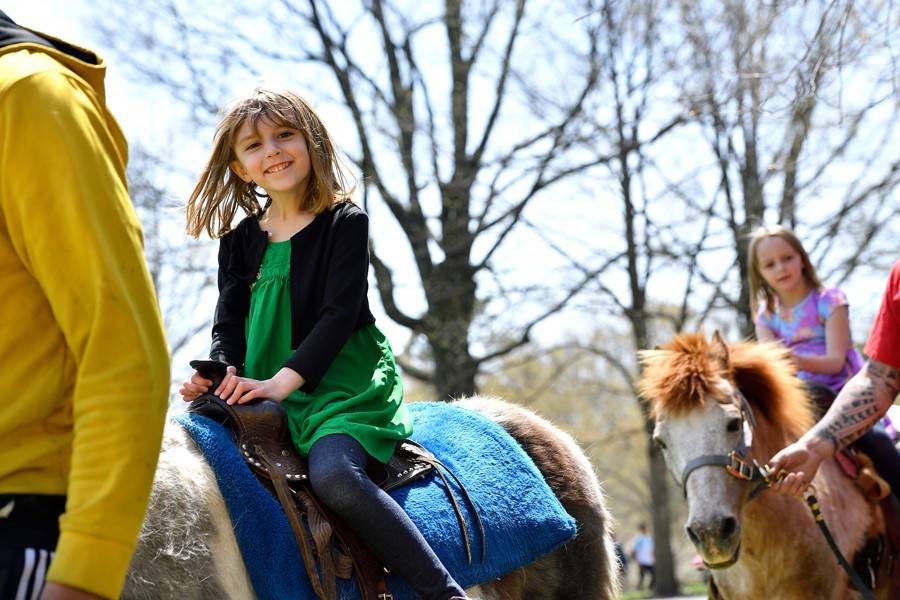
[756,287,864,394]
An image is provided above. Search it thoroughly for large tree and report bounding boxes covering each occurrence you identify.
[95,0,628,400]
[672,0,900,335]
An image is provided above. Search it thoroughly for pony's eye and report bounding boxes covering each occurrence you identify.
[653,435,667,450]
[726,417,741,432]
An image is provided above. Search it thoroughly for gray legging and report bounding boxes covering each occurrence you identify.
[308,434,466,600]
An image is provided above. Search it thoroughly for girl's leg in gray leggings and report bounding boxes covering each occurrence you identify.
[308,434,467,600]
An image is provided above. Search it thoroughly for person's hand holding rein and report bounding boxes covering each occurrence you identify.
[215,366,305,405]
[767,436,832,498]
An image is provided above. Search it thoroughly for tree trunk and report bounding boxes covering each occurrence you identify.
[645,418,678,596]
[431,339,478,401]
[423,258,478,400]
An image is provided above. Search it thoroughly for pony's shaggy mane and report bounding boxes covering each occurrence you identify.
[638,333,815,439]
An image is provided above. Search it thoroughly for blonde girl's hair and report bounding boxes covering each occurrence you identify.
[186,88,355,238]
[747,224,824,315]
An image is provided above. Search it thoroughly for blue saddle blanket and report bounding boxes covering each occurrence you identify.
[174,401,577,600]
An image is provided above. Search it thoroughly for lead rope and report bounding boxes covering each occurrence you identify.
[757,464,877,600]
[804,493,877,600]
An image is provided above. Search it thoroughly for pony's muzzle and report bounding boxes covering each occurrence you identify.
[685,514,740,563]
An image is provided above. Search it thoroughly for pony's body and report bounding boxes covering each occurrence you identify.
[123,397,618,600]
[639,333,887,600]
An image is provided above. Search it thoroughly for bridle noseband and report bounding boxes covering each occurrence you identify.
[678,390,768,501]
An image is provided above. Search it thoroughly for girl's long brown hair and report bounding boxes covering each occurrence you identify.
[747,224,823,316]
[186,88,354,238]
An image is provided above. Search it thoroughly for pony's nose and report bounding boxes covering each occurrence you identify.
[686,523,701,546]
[686,515,739,546]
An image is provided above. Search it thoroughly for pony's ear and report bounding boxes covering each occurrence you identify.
[710,330,731,371]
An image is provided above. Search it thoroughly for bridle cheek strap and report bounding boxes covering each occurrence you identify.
[679,392,767,499]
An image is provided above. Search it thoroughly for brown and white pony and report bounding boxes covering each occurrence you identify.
[638,332,890,600]
[122,397,619,600]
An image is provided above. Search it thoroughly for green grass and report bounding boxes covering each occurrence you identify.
[619,581,707,599]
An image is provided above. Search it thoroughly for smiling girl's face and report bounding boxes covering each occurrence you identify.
[230,117,311,204]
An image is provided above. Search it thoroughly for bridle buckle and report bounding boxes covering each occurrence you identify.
[726,450,754,480]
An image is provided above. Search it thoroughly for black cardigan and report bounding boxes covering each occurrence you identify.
[210,201,376,392]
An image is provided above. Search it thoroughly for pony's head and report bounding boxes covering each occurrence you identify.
[638,331,814,568]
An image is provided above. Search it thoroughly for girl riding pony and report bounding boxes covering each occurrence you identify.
[749,224,900,499]
[179,88,469,600]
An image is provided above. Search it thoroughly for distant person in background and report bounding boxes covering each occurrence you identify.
[748,226,900,497]
[0,11,169,600]
[630,523,655,591]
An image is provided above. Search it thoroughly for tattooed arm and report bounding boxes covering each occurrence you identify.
[767,358,900,497]
[811,359,900,449]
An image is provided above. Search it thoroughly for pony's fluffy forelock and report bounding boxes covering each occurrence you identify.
[638,333,815,439]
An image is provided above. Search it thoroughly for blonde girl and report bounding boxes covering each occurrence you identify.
[748,224,900,497]
[179,88,469,600]
[748,224,862,402]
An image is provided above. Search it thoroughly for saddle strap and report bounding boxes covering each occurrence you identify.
[266,453,389,600]
[306,501,352,580]
[403,439,487,564]
[855,451,892,502]
[258,448,332,600]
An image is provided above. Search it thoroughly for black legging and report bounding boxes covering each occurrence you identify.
[853,423,900,497]
[308,434,466,600]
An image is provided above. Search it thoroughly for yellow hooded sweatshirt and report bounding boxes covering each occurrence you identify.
[0,27,170,599]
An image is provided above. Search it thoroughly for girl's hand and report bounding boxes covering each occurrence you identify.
[218,367,304,405]
[179,371,213,402]
[214,365,239,397]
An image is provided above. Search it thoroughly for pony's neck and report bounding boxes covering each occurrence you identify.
[748,410,794,465]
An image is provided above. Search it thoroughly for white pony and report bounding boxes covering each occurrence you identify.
[123,397,620,600]
[639,333,892,599]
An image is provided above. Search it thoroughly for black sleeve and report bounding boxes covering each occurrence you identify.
[209,232,249,371]
[283,210,370,391]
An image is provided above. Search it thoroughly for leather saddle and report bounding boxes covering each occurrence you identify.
[833,448,900,594]
[186,360,483,600]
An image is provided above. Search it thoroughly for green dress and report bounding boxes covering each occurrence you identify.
[243,240,412,464]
